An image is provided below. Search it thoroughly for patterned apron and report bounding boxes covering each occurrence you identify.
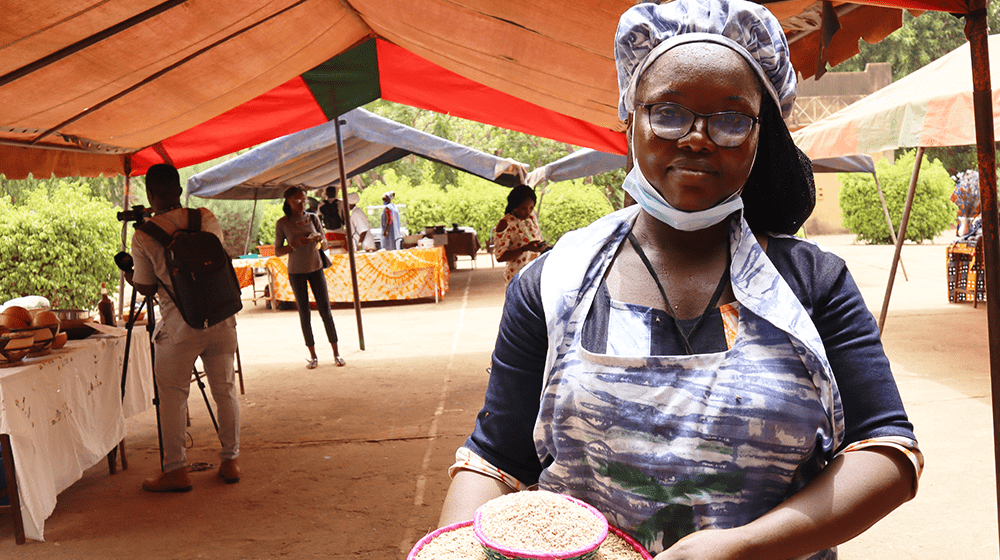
[535,207,844,558]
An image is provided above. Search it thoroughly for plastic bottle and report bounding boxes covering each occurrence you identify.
[98,283,115,326]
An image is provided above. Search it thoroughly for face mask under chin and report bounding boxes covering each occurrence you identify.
[624,128,757,231]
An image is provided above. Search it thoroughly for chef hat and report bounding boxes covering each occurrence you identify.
[615,0,796,121]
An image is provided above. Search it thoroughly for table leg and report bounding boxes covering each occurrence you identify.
[1,434,26,544]
[107,446,117,475]
[268,269,278,313]
[119,440,128,470]
[107,439,129,474]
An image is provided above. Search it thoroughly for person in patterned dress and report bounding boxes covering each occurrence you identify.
[435,1,921,558]
[494,184,550,286]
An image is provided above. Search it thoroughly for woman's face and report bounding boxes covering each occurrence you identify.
[632,44,762,212]
[287,191,308,215]
[512,198,535,220]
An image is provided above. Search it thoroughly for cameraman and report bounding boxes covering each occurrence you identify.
[126,163,242,492]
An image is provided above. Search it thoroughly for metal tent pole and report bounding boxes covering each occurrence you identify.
[874,174,907,281]
[334,117,365,351]
[117,159,132,319]
[965,6,1000,549]
[244,192,258,256]
[877,148,923,333]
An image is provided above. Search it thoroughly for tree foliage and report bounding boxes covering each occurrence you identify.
[0,174,127,208]
[838,150,956,244]
[0,181,120,308]
[354,166,509,247]
[537,180,615,244]
[254,202,286,247]
[360,100,627,209]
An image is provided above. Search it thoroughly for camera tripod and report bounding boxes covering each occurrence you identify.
[119,285,219,472]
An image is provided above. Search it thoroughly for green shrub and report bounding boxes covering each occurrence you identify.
[254,202,285,247]
[395,184,449,235]
[354,168,507,247]
[537,180,615,244]
[839,150,957,244]
[0,181,120,309]
[443,175,508,246]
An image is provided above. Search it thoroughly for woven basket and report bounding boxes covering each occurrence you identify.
[408,520,473,560]
[257,244,275,257]
[407,521,652,560]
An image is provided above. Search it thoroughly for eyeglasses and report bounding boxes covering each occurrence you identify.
[638,102,758,147]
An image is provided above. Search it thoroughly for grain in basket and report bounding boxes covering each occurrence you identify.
[410,521,648,560]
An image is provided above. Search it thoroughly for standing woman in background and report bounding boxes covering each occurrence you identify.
[494,184,549,287]
[380,191,402,251]
[275,187,346,368]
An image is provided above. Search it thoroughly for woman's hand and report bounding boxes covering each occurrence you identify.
[653,449,915,560]
[294,233,321,247]
[525,240,548,252]
[653,528,748,560]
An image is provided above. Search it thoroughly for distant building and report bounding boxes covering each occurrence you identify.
[789,63,892,235]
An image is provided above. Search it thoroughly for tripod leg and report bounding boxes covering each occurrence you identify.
[144,297,164,472]
[235,345,245,395]
[192,368,220,433]
[117,291,154,472]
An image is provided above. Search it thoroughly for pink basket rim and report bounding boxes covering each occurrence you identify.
[407,520,474,560]
[405,519,652,560]
[607,525,654,560]
[473,493,609,560]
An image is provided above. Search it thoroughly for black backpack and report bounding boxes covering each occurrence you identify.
[318,200,344,231]
[139,209,243,329]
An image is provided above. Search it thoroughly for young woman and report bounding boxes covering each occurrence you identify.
[494,184,549,287]
[275,187,345,368]
[436,1,921,558]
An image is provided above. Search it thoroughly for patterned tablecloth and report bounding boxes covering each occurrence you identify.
[263,247,449,304]
[0,332,154,541]
[232,257,269,289]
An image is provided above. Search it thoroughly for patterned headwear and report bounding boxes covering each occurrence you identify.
[615,0,796,121]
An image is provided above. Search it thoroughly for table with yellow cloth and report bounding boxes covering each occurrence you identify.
[232,256,270,306]
[263,247,449,305]
[232,257,269,289]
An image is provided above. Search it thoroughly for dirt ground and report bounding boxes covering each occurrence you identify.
[1,234,998,559]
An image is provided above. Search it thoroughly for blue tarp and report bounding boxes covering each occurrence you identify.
[187,108,529,200]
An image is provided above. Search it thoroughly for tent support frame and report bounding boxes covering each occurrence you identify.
[874,175,907,281]
[335,117,365,351]
[964,7,1000,549]
[878,147,922,333]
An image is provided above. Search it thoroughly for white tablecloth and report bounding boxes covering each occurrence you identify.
[0,331,154,541]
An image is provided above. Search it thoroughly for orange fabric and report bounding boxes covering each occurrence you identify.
[264,247,449,303]
[232,257,269,289]
[4,0,956,179]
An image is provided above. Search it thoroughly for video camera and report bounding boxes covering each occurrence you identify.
[114,251,134,274]
[117,204,153,225]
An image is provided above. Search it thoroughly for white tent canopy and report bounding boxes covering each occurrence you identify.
[187,108,528,200]
[793,34,1000,160]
